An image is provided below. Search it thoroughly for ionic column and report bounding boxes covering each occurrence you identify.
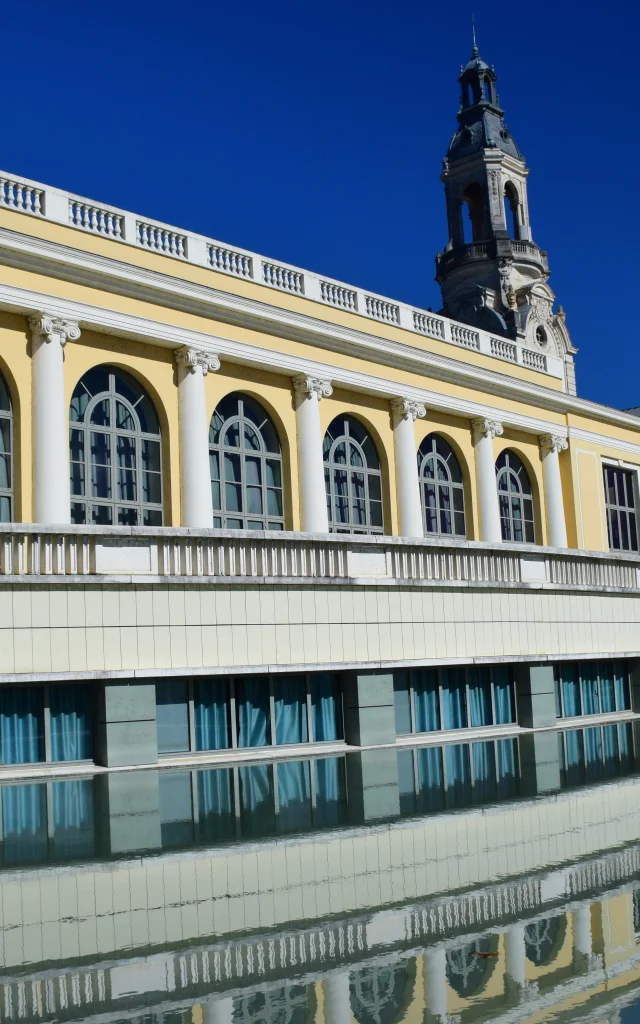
[539,433,568,548]
[175,347,220,528]
[323,972,352,1024]
[202,997,233,1024]
[423,948,448,1022]
[573,907,593,957]
[29,313,81,524]
[504,925,526,991]
[292,374,332,533]
[390,397,426,538]
[471,418,503,543]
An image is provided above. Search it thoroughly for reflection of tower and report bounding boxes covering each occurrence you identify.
[435,36,577,394]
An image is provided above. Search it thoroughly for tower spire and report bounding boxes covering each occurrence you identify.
[471,16,478,57]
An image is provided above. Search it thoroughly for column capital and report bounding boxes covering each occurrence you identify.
[28,312,81,347]
[174,346,220,375]
[390,396,426,424]
[471,417,504,442]
[539,433,568,455]
[292,374,333,400]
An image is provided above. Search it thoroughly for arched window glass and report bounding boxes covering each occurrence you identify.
[350,962,416,1024]
[496,450,535,543]
[503,182,520,240]
[0,374,13,522]
[323,415,383,535]
[418,434,466,537]
[536,325,547,346]
[525,915,566,965]
[209,393,284,531]
[69,366,162,526]
[446,937,499,996]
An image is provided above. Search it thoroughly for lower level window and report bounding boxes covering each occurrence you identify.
[559,722,633,787]
[0,778,95,865]
[0,684,93,765]
[155,672,343,755]
[394,665,516,736]
[554,661,630,718]
[398,737,519,815]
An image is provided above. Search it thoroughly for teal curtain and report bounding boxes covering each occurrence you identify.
[2,783,47,864]
[581,663,599,715]
[0,687,44,765]
[51,780,94,858]
[393,673,412,734]
[274,676,308,745]
[598,663,616,713]
[197,767,234,842]
[602,725,618,777]
[194,680,230,751]
[277,760,311,832]
[468,668,492,727]
[618,723,631,767]
[239,764,275,836]
[614,662,630,710]
[493,666,515,724]
[310,674,342,741]
[237,677,271,748]
[397,750,416,815]
[413,670,440,732]
[563,730,585,787]
[156,680,189,753]
[497,739,518,798]
[471,742,496,801]
[416,746,444,813]
[584,727,603,781]
[50,685,93,762]
[314,757,346,827]
[441,669,467,730]
[445,744,471,807]
[561,665,581,717]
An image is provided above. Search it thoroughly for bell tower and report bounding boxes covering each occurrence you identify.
[435,36,577,393]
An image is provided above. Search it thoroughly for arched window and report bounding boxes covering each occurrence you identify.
[446,937,499,996]
[209,393,284,531]
[496,450,535,543]
[483,77,492,101]
[0,374,13,522]
[503,182,520,240]
[350,962,416,1024]
[69,366,162,526]
[525,915,567,965]
[417,434,466,537]
[462,183,486,243]
[323,415,383,534]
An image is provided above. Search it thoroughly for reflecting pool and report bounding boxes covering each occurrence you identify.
[2,723,640,1022]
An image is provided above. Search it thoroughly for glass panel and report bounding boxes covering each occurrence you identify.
[393,673,412,734]
[51,779,95,859]
[493,666,515,724]
[156,681,189,754]
[277,760,312,832]
[310,674,342,741]
[115,400,135,432]
[143,508,163,527]
[472,742,497,802]
[223,422,240,448]
[0,377,11,413]
[50,684,93,761]
[468,667,492,727]
[497,739,518,798]
[274,676,308,745]
[581,663,599,715]
[2,783,47,864]
[237,677,271,747]
[0,687,44,764]
[445,744,472,807]
[416,746,445,814]
[194,680,230,751]
[239,763,275,836]
[561,664,581,717]
[243,424,261,452]
[89,398,110,427]
[615,661,630,710]
[117,506,137,526]
[598,662,616,713]
[441,668,467,730]
[314,757,347,827]
[413,669,440,732]
[0,495,10,522]
[197,768,235,843]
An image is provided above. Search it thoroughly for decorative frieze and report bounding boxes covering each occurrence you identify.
[28,313,81,347]
[174,346,220,375]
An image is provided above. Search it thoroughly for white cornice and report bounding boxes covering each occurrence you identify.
[0,222,639,440]
[569,426,640,460]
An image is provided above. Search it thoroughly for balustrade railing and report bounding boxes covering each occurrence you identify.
[0,167,564,380]
[490,337,518,363]
[0,526,637,592]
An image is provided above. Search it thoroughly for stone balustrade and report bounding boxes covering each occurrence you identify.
[0,167,564,380]
[0,524,637,591]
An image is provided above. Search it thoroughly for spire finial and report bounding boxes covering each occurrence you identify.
[471,15,478,56]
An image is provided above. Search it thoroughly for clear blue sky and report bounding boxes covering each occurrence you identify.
[3,0,636,408]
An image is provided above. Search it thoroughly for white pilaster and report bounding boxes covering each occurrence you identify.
[471,418,503,543]
[29,313,80,524]
[423,948,448,1022]
[202,997,233,1024]
[292,374,332,533]
[175,346,220,528]
[323,972,352,1024]
[539,434,568,548]
[390,397,426,538]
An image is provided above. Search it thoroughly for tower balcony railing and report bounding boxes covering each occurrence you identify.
[0,523,637,593]
[0,168,564,380]
[436,238,549,274]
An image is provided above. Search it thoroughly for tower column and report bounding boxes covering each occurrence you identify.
[390,397,426,538]
[292,374,332,533]
[471,418,503,542]
[29,313,80,524]
[539,434,568,548]
[175,347,220,528]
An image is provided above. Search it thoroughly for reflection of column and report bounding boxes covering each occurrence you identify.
[424,948,448,1022]
[504,925,526,988]
[539,434,568,548]
[323,972,351,1024]
[29,313,81,524]
[175,346,220,528]
[471,418,503,542]
[572,905,603,973]
[202,997,234,1024]
[292,374,332,533]
[390,397,426,538]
